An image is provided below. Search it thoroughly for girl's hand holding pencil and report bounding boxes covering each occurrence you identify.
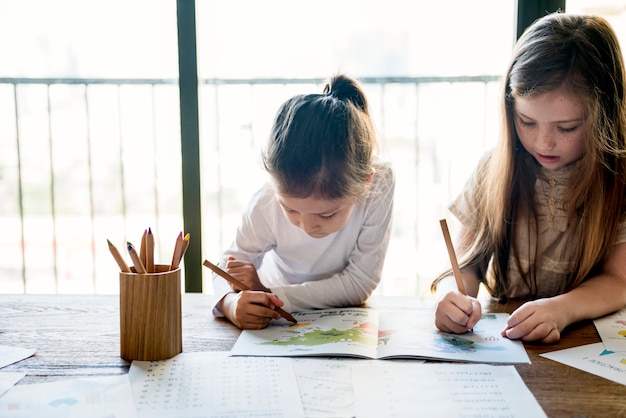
[435,219,482,334]
[203,259,297,324]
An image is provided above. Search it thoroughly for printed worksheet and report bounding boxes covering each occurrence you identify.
[351,362,547,418]
[541,342,626,386]
[291,357,378,417]
[129,352,304,418]
[594,308,626,352]
[231,308,530,364]
[0,374,136,418]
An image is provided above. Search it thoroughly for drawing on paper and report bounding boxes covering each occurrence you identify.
[261,321,378,347]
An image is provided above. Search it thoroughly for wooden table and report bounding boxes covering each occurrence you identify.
[2,293,625,417]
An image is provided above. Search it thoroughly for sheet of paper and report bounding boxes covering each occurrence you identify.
[594,308,626,352]
[292,357,391,418]
[0,345,35,368]
[351,362,547,418]
[540,342,626,386]
[0,374,136,418]
[231,308,530,364]
[0,372,25,398]
[129,351,304,418]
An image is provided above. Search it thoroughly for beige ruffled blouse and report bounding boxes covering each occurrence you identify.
[450,156,626,298]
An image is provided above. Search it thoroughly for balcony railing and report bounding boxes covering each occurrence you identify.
[0,75,501,295]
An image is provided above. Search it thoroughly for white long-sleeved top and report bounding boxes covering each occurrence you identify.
[212,162,395,315]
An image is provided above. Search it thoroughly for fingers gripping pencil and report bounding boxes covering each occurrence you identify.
[203,259,297,323]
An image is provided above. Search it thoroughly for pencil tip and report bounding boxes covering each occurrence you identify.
[148,227,152,234]
[107,239,112,245]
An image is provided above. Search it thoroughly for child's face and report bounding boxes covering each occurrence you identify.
[277,193,357,239]
[513,87,586,171]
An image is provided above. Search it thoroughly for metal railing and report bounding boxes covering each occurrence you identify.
[0,75,501,295]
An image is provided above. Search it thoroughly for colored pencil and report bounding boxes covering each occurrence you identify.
[171,233,190,270]
[202,259,297,323]
[439,219,466,295]
[139,229,147,267]
[170,231,184,270]
[107,239,130,273]
[127,241,147,274]
[146,227,155,273]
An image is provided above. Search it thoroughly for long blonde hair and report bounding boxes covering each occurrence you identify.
[433,13,626,299]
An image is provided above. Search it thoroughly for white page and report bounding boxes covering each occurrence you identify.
[541,342,626,386]
[593,308,626,352]
[0,372,25,398]
[292,357,390,418]
[0,345,35,369]
[0,374,136,418]
[129,352,304,418]
[352,362,546,418]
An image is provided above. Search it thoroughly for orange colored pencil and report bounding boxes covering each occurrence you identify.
[439,219,466,295]
[107,239,130,273]
[202,259,297,323]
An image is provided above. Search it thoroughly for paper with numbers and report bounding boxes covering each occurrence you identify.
[351,362,546,418]
[129,352,304,418]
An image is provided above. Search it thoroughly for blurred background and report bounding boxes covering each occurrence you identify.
[0,0,621,295]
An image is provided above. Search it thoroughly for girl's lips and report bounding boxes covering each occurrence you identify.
[536,153,560,164]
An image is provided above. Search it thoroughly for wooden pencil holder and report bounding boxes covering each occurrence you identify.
[119,264,182,361]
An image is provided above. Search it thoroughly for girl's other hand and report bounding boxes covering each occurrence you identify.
[222,291,283,330]
[502,299,564,343]
[225,256,268,291]
[434,290,482,333]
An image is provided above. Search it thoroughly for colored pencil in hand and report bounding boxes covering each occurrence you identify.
[202,259,297,323]
[439,219,466,295]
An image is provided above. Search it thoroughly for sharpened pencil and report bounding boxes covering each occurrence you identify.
[171,232,189,270]
[202,259,297,323]
[439,219,467,295]
[146,227,155,273]
[127,241,147,274]
[107,239,130,273]
[139,229,147,267]
[170,231,184,270]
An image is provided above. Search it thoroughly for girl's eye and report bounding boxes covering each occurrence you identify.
[559,126,579,133]
[320,213,337,220]
[518,118,534,127]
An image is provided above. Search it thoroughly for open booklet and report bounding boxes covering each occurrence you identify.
[230,308,530,364]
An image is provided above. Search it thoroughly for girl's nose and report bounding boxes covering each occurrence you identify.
[537,127,556,150]
[299,215,319,234]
